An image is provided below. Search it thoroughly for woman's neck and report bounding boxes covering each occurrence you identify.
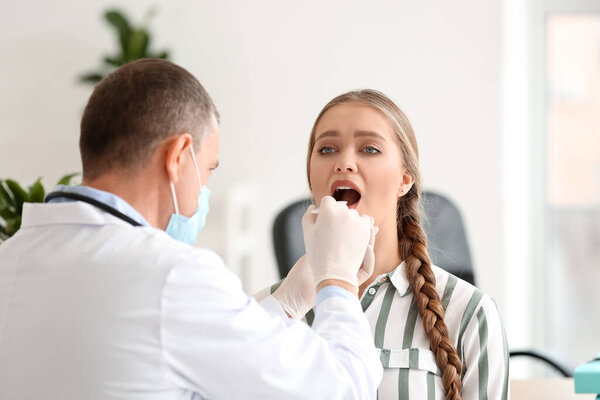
[358,222,402,298]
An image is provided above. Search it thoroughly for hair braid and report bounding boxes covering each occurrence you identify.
[398,190,463,400]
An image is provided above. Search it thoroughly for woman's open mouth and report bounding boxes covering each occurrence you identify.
[330,180,362,209]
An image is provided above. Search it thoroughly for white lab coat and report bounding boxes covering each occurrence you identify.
[0,201,382,400]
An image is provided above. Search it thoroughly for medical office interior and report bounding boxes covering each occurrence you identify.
[1,0,599,398]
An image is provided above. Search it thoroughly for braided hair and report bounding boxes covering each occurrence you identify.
[307,89,463,400]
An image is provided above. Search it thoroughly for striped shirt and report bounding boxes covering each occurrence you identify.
[267,262,509,400]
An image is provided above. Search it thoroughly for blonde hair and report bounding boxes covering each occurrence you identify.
[307,89,463,400]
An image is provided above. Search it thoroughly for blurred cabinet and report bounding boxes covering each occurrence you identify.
[510,379,595,400]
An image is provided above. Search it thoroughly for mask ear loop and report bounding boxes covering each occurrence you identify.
[169,181,180,215]
[169,143,202,217]
[188,144,203,188]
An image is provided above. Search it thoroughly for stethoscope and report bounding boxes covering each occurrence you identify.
[45,191,142,227]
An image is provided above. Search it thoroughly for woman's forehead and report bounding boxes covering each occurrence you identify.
[315,102,394,140]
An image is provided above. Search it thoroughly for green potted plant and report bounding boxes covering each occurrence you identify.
[80,9,170,84]
[0,174,79,242]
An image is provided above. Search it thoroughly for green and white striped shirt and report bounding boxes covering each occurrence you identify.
[268,262,509,400]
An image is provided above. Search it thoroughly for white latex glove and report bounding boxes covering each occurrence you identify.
[272,255,316,319]
[302,196,373,288]
[357,222,379,286]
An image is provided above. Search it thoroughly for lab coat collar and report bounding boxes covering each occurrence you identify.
[47,184,149,227]
[20,201,134,228]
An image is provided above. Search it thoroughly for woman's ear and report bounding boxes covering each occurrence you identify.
[164,134,193,183]
[397,171,415,197]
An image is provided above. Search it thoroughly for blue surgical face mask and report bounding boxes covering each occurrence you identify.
[165,145,211,245]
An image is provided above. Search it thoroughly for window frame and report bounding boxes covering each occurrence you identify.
[535,0,600,358]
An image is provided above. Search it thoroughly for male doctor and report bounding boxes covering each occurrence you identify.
[0,59,382,399]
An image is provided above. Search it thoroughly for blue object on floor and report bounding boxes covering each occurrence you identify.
[574,353,600,399]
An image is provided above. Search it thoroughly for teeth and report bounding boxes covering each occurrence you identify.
[335,186,353,191]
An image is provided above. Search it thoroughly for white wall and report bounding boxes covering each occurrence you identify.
[0,1,505,313]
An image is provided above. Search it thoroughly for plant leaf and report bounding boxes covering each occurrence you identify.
[57,172,80,186]
[154,51,169,60]
[28,178,45,203]
[79,73,104,84]
[0,224,10,241]
[5,216,21,235]
[105,10,132,33]
[0,205,16,240]
[0,180,17,210]
[105,10,133,55]
[127,29,149,60]
[0,206,18,221]
[5,179,28,214]
[103,56,124,67]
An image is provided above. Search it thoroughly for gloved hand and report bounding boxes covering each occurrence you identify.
[272,255,316,319]
[270,220,377,318]
[302,196,373,288]
[357,222,378,286]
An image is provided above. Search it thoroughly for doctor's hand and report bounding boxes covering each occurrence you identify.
[302,196,373,292]
[357,223,378,286]
[272,255,316,319]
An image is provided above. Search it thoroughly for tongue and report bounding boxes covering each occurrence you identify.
[339,189,360,205]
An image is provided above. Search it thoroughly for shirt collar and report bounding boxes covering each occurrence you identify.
[386,261,412,297]
[46,185,150,227]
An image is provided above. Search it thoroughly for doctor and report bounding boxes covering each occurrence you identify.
[0,59,382,399]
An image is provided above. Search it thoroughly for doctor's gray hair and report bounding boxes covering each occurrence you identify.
[80,58,219,180]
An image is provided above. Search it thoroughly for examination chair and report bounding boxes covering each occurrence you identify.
[272,191,575,377]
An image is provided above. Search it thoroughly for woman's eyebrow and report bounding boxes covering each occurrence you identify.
[315,130,339,141]
[315,130,386,141]
[354,130,387,141]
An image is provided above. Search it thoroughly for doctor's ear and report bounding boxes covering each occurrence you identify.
[164,134,194,183]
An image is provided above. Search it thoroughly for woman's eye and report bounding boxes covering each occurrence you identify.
[363,146,381,154]
[318,146,335,154]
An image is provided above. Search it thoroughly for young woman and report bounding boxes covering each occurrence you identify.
[262,89,509,400]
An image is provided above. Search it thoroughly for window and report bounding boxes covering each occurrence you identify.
[544,13,600,365]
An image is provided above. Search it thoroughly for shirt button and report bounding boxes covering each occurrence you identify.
[368,287,377,295]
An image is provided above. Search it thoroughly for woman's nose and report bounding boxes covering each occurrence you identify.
[334,153,357,173]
